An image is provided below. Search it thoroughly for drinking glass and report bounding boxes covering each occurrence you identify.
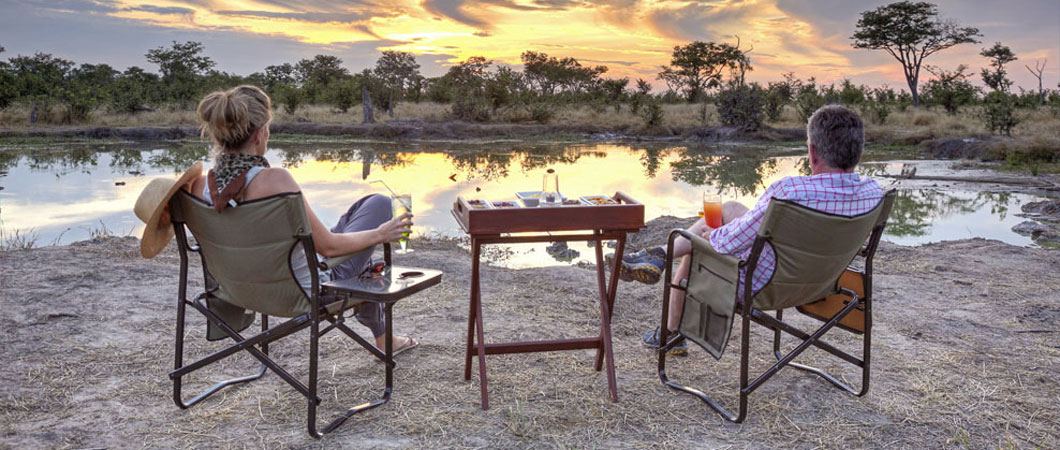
[392,194,413,254]
[703,192,723,228]
[541,169,560,206]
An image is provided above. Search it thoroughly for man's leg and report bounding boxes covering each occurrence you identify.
[665,201,749,332]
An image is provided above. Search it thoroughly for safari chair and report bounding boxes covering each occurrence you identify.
[167,190,441,437]
[656,190,896,423]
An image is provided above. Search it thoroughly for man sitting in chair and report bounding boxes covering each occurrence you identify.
[614,105,883,355]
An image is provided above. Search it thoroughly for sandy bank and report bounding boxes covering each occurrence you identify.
[1,228,1058,448]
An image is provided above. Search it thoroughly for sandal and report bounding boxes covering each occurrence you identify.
[389,335,419,356]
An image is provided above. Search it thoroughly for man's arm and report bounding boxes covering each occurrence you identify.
[708,181,785,256]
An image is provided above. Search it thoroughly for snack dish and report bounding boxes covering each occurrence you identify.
[491,201,519,208]
[580,195,618,206]
[516,191,541,207]
[562,199,582,206]
[467,199,492,210]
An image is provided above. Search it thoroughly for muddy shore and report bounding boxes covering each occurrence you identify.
[1,218,1058,448]
[0,121,806,144]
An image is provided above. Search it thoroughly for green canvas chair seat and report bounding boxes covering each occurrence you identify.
[657,190,896,423]
[167,190,441,437]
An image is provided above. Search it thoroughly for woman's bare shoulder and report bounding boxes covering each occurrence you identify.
[245,167,300,200]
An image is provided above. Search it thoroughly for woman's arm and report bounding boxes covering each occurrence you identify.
[246,168,412,258]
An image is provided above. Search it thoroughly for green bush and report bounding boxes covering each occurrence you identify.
[795,81,825,122]
[642,98,664,127]
[716,84,765,131]
[451,90,490,121]
[272,84,302,115]
[981,90,1020,136]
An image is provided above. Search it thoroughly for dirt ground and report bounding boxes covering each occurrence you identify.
[2,223,1059,449]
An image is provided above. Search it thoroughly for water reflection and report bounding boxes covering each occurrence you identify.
[0,140,1047,266]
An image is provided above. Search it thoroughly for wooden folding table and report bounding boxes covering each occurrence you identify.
[451,192,645,409]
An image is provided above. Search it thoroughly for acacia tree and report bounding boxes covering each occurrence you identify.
[980,42,1017,92]
[295,54,347,103]
[657,40,749,102]
[979,42,1019,136]
[851,1,980,107]
[145,41,214,107]
[373,51,421,117]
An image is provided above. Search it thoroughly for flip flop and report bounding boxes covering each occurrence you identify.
[391,335,419,356]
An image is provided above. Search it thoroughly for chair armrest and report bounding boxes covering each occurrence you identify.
[319,253,357,271]
[672,229,742,272]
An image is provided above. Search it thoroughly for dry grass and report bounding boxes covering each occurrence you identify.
[2,235,1059,449]
[3,101,1057,144]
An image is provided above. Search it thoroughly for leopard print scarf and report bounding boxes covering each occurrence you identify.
[207,153,270,212]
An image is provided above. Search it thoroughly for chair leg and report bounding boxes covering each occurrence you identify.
[770,297,870,396]
[308,303,395,438]
[172,299,267,409]
[658,310,750,423]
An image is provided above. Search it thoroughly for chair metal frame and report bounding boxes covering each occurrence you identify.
[169,193,406,438]
[656,200,889,423]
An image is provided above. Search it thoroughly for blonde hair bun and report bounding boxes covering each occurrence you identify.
[197,85,271,151]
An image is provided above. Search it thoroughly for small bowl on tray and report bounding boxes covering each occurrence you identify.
[516,191,566,207]
[466,199,493,210]
[580,195,619,206]
[491,201,520,209]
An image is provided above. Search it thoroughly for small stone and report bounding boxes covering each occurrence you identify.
[114,181,126,186]
[933,265,947,272]
[953,280,972,286]
[1012,220,1049,236]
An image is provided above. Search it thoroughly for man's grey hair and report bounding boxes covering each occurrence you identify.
[807,105,864,170]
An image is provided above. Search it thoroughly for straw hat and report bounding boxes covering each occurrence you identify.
[134,161,203,258]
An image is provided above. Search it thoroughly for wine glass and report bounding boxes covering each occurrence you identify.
[392,194,413,254]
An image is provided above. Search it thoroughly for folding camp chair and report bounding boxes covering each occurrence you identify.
[656,190,896,423]
[167,190,441,437]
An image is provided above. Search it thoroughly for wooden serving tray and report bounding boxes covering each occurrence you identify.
[452,191,645,235]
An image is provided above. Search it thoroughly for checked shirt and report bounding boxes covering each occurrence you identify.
[708,172,884,294]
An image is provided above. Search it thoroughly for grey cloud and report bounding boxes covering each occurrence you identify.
[126,5,195,16]
[422,0,490,29]
[215,10,376,23]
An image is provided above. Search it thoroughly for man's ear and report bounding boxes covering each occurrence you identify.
[807,142,818,165]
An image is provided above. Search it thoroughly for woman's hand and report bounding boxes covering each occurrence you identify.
[376,212,414,244]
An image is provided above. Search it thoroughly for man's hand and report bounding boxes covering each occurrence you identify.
[689,217,715,240]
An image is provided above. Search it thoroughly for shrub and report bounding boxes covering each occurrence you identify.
[528,102,553,123]
[795,81,824,122]
[642,98,664,127]
[271,84,302,115]
[716,84,765,131]
[981,90,1020,136]
[451,91,490,121]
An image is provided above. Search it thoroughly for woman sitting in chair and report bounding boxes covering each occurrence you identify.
[185,85,418,354]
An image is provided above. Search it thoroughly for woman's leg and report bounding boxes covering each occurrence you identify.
[329,194,407,348]
[666,200,749,331]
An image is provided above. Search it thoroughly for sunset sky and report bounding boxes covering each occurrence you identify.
[1,0,1057,91]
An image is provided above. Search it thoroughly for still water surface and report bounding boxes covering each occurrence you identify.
[0,140,1046,267]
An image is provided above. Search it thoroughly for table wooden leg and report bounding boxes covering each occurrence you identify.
[471,239,490,410]
[592,231,619,402]
[464,239,478,381]
[596,233,626,371]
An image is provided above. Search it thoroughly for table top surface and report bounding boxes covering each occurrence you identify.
[452,192,645,236]
[323,266,443,302]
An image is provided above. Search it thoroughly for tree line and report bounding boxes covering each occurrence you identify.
[0,1,1056,135]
